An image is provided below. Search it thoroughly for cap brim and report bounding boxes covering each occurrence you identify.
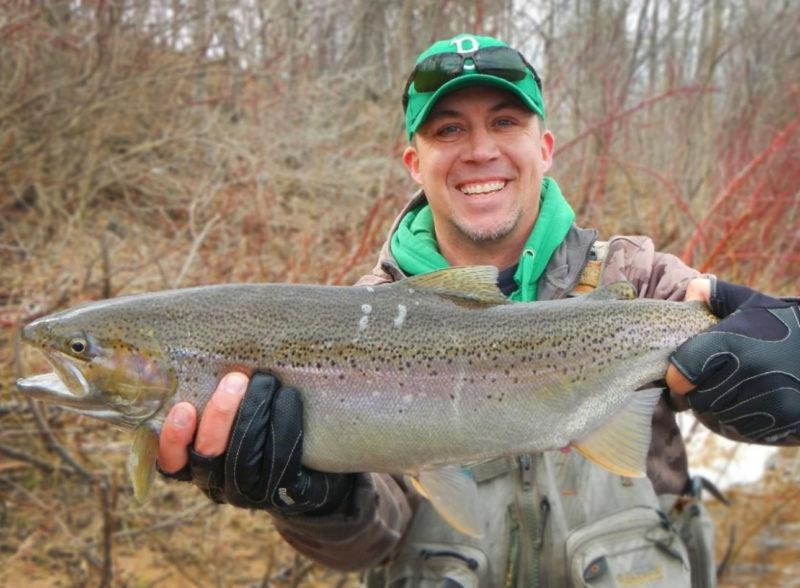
[408,73,543,137]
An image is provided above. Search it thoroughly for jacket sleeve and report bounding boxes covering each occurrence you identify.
[600,235,702,300]
[271,473,413,571]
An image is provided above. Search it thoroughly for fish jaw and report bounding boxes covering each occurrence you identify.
[16,372,141,429]
[16,315,176,430]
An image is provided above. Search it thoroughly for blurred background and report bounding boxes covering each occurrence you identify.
[1,1,798,586]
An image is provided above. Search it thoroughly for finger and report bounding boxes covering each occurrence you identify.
[666,363,695,395]
[157,402,197,473]
[669,327,734,391]
[683,277,711,304]
[194,372,248,457]
[188,449,226,502]
[264,388,306,509]
[710,279,759,317]
[224,373,281,506]
[265,388,304,488]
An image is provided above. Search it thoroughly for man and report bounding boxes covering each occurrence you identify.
[157,34,800,586]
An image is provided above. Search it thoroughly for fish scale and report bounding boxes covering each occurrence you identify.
[278,294,707,472]
[17,267,716,506]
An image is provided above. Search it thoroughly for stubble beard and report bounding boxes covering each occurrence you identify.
[451,206,522,244]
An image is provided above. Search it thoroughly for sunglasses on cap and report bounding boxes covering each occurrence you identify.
[402,46,542,110]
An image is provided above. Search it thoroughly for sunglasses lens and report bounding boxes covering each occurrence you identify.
[412,69,450,93]
[406,48,534,101]
[411,53,463,92]
[473,48,527,81]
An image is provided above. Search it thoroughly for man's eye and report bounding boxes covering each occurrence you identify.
[436,124,461,137]
[495,117,517,127]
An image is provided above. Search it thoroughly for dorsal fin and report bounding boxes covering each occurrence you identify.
[400,266,508,308]
[583,281,637,302]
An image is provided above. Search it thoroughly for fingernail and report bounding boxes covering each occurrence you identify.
[170,405,191,428]
[222,372,248,395]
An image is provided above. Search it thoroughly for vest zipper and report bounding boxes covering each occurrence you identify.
[519,455,544,588]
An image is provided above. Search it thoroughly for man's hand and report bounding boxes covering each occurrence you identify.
[666,278,712,394]
[157,372,355,515]
[158,372,248,476]
[667,278,800,445]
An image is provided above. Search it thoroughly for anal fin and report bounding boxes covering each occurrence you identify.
[411,466,483,538]
[573,387,662,478]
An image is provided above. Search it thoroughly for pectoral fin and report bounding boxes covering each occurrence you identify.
[573,387,662,478]
[411,466,483,538]
[129,426,159,502]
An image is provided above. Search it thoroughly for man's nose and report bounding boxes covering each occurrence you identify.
[462,128,500,162]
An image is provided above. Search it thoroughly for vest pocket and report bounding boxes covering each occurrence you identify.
[565,506,690,588]
[383,542,489,588]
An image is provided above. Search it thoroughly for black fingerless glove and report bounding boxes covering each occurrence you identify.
[670,278,800,445]
[161,373,355,516]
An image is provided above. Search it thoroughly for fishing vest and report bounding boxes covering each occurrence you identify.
[362,240,719,588]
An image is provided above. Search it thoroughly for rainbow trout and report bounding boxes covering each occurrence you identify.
[16,267,716,534]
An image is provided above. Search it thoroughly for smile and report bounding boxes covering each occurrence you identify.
[458,180,507,195]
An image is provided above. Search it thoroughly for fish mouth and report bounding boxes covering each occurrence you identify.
[16,352,143,429]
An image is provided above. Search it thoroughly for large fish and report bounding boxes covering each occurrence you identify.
[16,267,716,534]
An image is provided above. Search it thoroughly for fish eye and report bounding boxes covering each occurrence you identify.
[69,337,88,355]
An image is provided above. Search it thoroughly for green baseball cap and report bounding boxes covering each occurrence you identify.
[403,34,545,140]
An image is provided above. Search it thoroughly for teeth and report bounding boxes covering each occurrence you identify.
[460,181,506,195]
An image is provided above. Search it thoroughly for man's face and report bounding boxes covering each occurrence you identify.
[403,86,554,247]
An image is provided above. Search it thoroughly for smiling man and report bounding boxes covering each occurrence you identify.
[157,34,800,587]
[402,86,553,265]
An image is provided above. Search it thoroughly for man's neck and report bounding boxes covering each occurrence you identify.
[438,229,529,269]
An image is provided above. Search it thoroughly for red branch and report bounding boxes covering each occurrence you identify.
[555,86,713,156]
[681,115,800,265]
[328,197,387,285]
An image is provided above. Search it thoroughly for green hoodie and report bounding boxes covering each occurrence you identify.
[390,177,575,302]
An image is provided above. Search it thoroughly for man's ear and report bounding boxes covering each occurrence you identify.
[540,129,555,173]
[403,144,422,185]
